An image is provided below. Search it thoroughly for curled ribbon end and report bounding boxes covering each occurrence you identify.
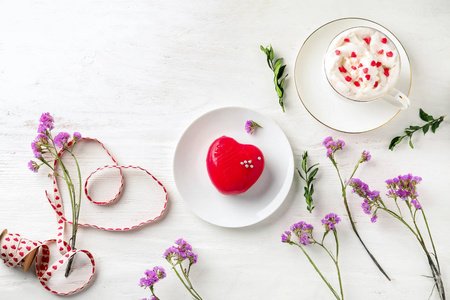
[0,229,7,239]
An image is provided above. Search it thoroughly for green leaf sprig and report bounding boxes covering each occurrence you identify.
[297,151,319,213]
[389,108,446,150]
[260,44,288,112]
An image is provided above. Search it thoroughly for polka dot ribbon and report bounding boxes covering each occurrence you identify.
[0,137,168,295]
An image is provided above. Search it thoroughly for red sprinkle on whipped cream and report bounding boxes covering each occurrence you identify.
[325,27,401,100]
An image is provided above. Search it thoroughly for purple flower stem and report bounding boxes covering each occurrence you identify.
[329,158,391,281]
[64,150,83,277]
[296,242,342,300]
[316,231,344,300]
[171,263,202,300]
[148,286,160,300]
[363,195,445,298]
[414,208,445,299]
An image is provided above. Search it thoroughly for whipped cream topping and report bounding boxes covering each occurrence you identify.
[324,27,400,101]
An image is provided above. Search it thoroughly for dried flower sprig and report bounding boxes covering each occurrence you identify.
[297,151,319,213]
[139,266,167,300]
[389,108,446,150]
[164,239,202,300]
[349,174,446,300]
[323,137,390,281]
[282,214,344,300]
[28,113,83,277]
[260,44,288,112]
[245,120,262,134]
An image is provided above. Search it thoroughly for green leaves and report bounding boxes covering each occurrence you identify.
[260,44,288,112]
[297,151,319,213]
[389,108,446,150]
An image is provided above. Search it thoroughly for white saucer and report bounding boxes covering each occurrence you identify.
[173,107,294,228]
[294,18,412,133]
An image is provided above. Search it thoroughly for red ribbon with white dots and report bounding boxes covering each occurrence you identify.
[0,137,168,295]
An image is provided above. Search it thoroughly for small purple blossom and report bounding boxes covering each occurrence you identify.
[164,239,197,265]
[281,231,291,243]
[139,271,158,288]
[31,133,50,159]
[348,178,381,223]
[323,136,345,157]
[187,251,198,264]
[386,174,422,201]
[290,221,314,245]
[31,140,42,158]
[245,120,262,134]
[73,132,82,140]
[175,238,193,252]
[322,136,333,146]
[152,266,166,279]
[361,199,371,215]
[28,160,39,173]
[37,112,54,133]
[163,246,184,261]
[370,214,378,223]
[140,266,166,289]
[410,199,422,210]
[54,132,70,148]
[360,150,371,163]
[321,213,341,231]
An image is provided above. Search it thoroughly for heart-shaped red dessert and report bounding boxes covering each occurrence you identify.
[206,136,265,195]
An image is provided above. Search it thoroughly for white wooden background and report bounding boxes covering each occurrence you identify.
[0,0,449,299]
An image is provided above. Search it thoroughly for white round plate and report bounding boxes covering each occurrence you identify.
[173,107,294,228]
[294,18,412,133]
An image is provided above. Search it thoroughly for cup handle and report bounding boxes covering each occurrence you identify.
[383,88,410,109]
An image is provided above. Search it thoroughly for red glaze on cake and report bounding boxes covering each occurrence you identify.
[206,136,265,195]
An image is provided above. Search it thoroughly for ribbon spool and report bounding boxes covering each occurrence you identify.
[1,137,168,295]
[1,229,37,272]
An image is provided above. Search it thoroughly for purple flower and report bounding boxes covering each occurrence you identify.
[152,266,166,279]
[163,246,183,261]
[281,231,291,243]
[37,112,54,133]
[245,120,262,134]
[187,251,198,264]
[321,213,341,231]
[54,132,70,148]
[31,140,42,158]
[361,199,371,215]
[323,136,345,157]
[73,132,82,140]
[175,238,192,252]
[28,160,39,173]
[370,214,378,223]
[360,150,371,163]
[322,136,333,146]
[164,239,197,265]
[410,199,422,210]
[139,270,159,288]
[385,174,422,200]
[349,178,382,223]
[140,266,166,289]
[290,221,314,245]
